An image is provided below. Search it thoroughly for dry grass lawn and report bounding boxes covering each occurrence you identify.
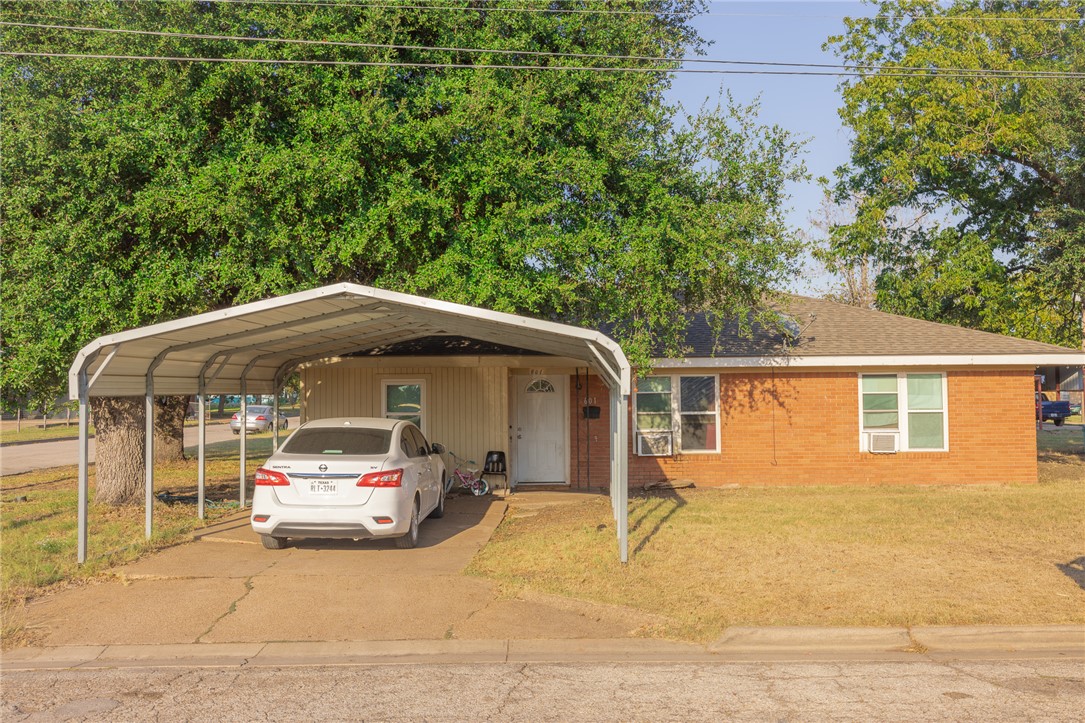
[467,461,1085,643]
[0,435,285,647]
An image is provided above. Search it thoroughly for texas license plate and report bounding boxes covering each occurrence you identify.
[309,480,337,495]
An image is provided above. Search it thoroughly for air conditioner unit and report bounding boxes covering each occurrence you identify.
[637,432,673,457]
[868,432,899,454]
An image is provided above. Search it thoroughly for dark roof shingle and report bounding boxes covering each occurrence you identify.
[670,295,1081,358]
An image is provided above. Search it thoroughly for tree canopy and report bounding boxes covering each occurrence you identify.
[2,0,807,409]
[826,0,1084,347]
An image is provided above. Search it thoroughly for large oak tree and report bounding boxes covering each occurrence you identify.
[826,0,1084,347]
[2,1,807,503]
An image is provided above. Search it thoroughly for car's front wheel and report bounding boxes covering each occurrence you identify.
[261,534,287,550]
[395,499,420,549]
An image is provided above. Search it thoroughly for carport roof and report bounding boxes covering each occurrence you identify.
[69,283,630,398]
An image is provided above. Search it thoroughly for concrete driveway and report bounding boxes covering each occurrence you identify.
[19,493,659,647]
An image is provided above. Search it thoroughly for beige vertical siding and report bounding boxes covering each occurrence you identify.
[301,365,509,471]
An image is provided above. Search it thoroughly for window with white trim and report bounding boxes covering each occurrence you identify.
[382,379,426,433]
[635,375,719,455]
[859,373,947,452]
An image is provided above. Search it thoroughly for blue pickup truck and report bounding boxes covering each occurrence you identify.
[1037,394,1074,426]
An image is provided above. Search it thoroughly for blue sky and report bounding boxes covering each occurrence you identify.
[665,1,878,292]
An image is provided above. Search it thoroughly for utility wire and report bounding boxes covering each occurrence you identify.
[3,21,1081,77]
[5,50,1084,79]
[1,0,1081,21]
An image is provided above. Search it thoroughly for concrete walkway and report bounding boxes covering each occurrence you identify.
[3,491,1083,671]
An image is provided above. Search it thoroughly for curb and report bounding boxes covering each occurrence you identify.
[3,627,1082,671]
[0,434,92,448]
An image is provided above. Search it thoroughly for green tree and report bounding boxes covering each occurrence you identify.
[2,1,806,502]
[825,0,1084,347]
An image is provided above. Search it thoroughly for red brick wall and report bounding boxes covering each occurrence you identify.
[569,368,1037,488]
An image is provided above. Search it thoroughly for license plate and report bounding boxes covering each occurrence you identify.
[309,480,337,495]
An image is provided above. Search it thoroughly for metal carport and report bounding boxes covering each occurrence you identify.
[68,283,631,563]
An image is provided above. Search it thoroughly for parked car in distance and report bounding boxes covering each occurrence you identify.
[1037,393,1073,427]
[250,417,447,550]
[230,405,289,434]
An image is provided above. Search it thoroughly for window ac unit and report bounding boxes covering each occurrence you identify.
[637,432,673,457]
[868,432,899,454]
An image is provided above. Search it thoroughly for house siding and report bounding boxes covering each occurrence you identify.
[570,368,1037,488]
[300,364,508,470]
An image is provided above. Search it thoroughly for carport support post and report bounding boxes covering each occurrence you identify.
[144,376,154,539]
[239,380,247,508]
[77,368,90,564]
[616,391,629,564]
[272,383,280,448]
[197,381,206,520]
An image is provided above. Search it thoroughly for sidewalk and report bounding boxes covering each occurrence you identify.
[4,626,1082,670]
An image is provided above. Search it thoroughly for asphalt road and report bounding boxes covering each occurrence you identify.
[1,423,248,477]
[4,659,1082,722]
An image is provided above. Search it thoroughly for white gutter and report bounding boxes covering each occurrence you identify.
[651,353,1085,369]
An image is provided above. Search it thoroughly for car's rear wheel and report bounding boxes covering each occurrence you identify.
[1054,418,1065,427]
[395,499,420,549]
[261,534,287,550]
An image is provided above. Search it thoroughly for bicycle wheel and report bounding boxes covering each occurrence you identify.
[471,478,490,496]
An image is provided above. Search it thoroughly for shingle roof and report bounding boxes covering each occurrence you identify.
[672,295,1082,358]
[350,294,1080,361]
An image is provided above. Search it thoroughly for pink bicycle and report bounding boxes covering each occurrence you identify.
[445,451,489,496]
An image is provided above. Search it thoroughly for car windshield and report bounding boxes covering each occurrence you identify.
[248,406,270,415]
[280,428,392,456]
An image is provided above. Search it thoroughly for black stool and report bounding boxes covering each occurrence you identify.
[481,451,508,494]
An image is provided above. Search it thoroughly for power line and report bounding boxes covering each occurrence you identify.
[5,50,1084,79]
[1,0,1081,21]
[3,21,1080,77]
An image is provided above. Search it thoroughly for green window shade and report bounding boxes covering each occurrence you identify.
[637,377,672,432]
[636,392,670,413]
[863,393,898,411]
[862,375,897,393]
[636,413,671,431]
[908,412,944,449]
[907,374,943,410]
[863,411,899,429]
[639,377,672,393]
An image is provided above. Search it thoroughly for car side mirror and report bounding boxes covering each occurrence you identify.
[431,442,446,455]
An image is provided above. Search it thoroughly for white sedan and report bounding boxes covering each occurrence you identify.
[230,405,289,434]
[250,418,446,550]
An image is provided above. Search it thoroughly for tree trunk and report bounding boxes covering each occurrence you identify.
[91,397,146,505]
[217,394,226,415]
[154,395,189,462]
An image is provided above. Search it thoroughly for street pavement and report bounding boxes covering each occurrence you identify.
[3,658,1082,721]
[1,422,245,476]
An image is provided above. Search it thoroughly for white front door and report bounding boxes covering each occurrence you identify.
[513,376,568,484]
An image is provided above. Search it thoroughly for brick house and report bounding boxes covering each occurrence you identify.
[300,294,1084,488]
